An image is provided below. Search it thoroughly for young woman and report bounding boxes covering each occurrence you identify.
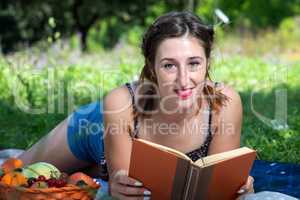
[18,11,255,199]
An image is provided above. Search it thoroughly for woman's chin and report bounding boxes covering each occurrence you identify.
[176,98,195,112]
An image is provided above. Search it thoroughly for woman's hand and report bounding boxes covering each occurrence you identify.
[109,169,151,200]
[236,176,254,199]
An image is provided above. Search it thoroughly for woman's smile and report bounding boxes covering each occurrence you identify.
[174,88,194,100]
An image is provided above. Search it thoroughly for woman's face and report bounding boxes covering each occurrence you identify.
[154,36,208,113]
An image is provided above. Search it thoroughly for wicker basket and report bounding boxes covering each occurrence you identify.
[0,182,100,200]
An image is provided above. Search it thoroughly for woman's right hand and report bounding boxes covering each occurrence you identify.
[109,169,151,200]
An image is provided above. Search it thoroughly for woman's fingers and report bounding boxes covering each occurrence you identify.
[113,169,143,186]
[110,169,151,199]
[237,176,254,194]
[114,193,151,200]
[110,183,151,200]
[117,183,151,196]
[117,173,144,187]
[245,176,254,192]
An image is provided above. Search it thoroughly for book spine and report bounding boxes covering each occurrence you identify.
[194,166,213,200]
[181,165,202,200]
[171,159,190,200]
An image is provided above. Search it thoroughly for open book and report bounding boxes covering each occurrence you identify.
[129,138,256,200]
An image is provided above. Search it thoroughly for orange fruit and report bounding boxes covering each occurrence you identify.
[0,171,28,187]
[1,158,23,174]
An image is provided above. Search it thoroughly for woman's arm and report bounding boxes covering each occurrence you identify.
[207,84,254,197]
[208,84,242,154]
[103,86,151,199]
[103,86,134,176]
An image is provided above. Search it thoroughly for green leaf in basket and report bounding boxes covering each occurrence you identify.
[75,181,99,198]
[0,168,3,177]
[76,180,88,187]
[85,187,99,198]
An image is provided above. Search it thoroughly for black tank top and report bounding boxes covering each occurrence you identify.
[125,82,214,162]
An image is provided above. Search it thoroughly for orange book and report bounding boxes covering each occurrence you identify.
[129,138,256,200]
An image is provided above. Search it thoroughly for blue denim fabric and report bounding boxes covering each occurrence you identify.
[67,101,105,164]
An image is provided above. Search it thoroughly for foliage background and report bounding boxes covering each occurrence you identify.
[0,0,300,163]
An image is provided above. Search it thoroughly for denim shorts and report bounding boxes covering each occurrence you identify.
[67,101,105,164]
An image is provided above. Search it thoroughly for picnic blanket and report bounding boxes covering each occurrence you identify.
[1,149,299,198]
[250,159,300,198]
[0,149,24,165]
[95,159,300,199]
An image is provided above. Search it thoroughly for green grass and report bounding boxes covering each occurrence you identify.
[211,56,300,163]
[0,36,299,164]
[0,48,141,149]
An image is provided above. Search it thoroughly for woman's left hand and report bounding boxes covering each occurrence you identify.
[236,176,254,199]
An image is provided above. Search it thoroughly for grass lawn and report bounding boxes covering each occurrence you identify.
[0,36,299,164]
[212,56,300,163]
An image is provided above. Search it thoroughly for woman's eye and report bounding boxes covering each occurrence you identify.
[163,63,175,70]
[189,62,200,70]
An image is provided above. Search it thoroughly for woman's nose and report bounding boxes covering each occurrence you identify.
[177,68,189,88]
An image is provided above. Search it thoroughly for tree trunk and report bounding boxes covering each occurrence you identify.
[186,0,194,12]
[80,29,88,52]
[72,0,99,51]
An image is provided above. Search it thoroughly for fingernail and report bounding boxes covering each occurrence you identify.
[144,190,151,195]
[237,189,246,194]
[143,196,151,200]
[134,181,143,186]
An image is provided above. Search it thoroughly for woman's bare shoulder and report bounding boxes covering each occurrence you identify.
[213,81,242,123]
[220,82,239,97]
[207,81,241,106]
[103,84,133,115]
[207,81,242,127]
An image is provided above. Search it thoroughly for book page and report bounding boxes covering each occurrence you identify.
[134,138,192,161]
[194,147,255,167]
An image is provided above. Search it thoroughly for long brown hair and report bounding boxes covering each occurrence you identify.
[136,11,228,118]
